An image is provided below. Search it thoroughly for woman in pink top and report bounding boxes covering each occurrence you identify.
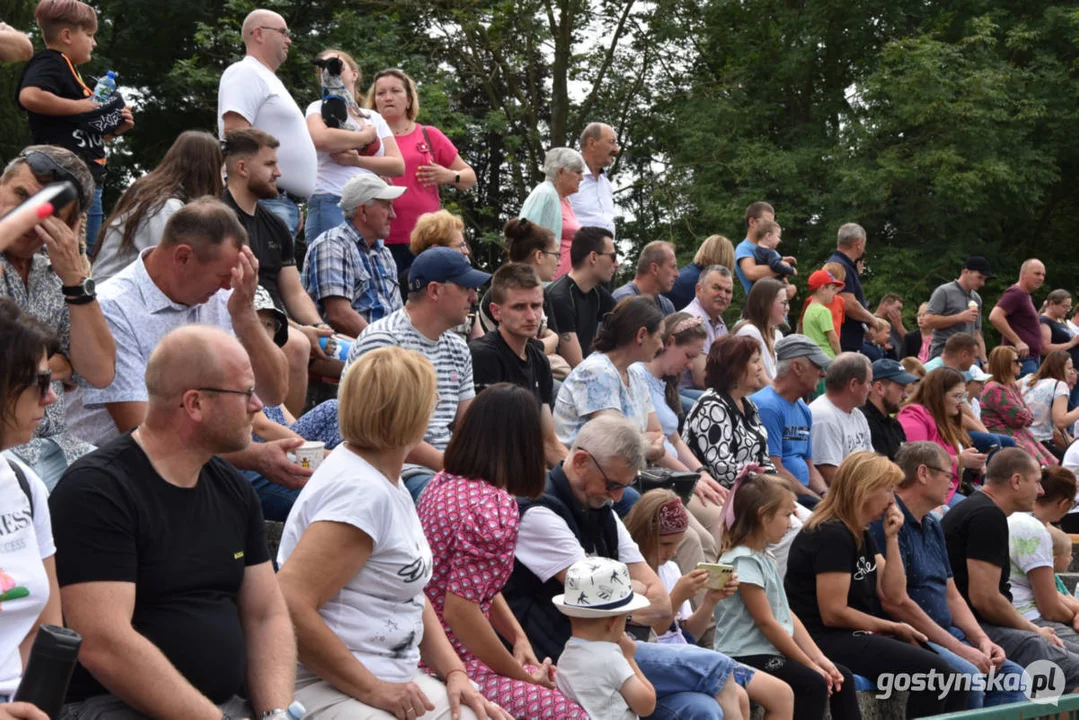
[897,367,987,503]
[366,68,476,272]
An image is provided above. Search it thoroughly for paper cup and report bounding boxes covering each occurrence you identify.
[294,441,325,471]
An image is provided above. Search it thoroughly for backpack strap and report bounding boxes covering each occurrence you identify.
[6,459,33,518]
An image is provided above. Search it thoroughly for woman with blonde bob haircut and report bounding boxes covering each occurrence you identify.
[784,452,969,717]
[278,347,510,720]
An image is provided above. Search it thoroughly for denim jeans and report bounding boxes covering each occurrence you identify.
[927,640,1027,708]
[680,388,705,416]
[404,470,437,502]
[85,185,104,255]
[241,469,300,522]
[613,486,642,517]
[259,196,301,238]
[968,430,1016,459]
[635,642,728,720]
[305,193,344,245]
[1019,355,1040,378]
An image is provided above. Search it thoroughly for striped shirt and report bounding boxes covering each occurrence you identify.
[302,220,402,323]
[342,308,474,451]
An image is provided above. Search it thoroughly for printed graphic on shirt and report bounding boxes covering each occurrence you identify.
[0,570,30,607]
[853,555,877,581]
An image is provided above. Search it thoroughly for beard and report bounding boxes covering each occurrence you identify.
[251,179,280,200]
[883,397,901,414]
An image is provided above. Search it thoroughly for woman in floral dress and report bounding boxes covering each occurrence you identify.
[417,384,588,719]
[980,345,1058,467]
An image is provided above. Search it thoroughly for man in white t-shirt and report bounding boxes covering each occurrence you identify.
[504,415,736,719]
[809,352,873,485]
[218,8,317,236]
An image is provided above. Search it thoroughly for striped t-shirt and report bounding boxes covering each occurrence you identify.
[343,308,474,451]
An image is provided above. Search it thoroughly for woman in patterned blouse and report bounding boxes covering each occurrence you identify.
[682,335,776,487]
[417,384,588,719]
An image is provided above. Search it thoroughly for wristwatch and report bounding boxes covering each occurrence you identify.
[61,276,96,305]
[259,710,290,720]
[454,172,461,185]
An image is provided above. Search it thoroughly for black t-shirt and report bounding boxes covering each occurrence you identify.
[223,189,295,310]
[862,401,906,460]
[49,434,270,704]
[784,519,883,634]
[17,50,107,182]
[469,329,553,407]
[547,275,616,358]
[940,491,1011,620]
[477,287,559,337]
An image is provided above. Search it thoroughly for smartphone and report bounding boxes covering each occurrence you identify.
[0,181,78,223]
[696,562,735,590]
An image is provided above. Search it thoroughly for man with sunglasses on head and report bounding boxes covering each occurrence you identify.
[218,8,316,237]
[546,226,618,369]
[0,145,116,490]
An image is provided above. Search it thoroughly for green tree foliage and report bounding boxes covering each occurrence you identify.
[1,0,1077,326]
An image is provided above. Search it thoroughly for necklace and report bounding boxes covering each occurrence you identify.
[393,121,415,136]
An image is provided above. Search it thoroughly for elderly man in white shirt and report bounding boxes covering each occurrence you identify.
[570,122,618,237]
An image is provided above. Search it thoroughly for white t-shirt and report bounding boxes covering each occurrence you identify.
[1063,443,1079,515]
[555,638,635,720]
[1007,512,1054,621]
[1019,376,1069,442]
[92,197,185,283]
[218,56,317,198]
[304,103,393,196]
[277,447,433,683]
[808,394,873,467]
[514,507,644,584]
[734,324,782,381]
[0,458,55,695]
[656,561,692,644]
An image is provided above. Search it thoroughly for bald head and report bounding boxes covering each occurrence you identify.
[242,9,283,41]
[145,325,246,406]
[1019,258,1046,293]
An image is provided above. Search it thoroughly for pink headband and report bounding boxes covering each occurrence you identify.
[670,316,705,335]
[658,498,689,535]
[723,463,767,530]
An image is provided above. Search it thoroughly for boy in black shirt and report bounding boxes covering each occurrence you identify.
[17,0,133,249]
[470,263,567,467]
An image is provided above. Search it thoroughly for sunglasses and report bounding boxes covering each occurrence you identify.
[36,371,52,400]
[20,151,83,211]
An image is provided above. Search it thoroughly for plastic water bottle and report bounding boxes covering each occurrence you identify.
[91,71,117,104]
[287,701,306,720]
[319,335,352,362]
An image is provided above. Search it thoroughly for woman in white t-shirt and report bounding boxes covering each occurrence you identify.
[0,299,62,708]
[276,347,509,720]
[1020,351,1079,460]
[304,49,404,244]
[732,278,786,383]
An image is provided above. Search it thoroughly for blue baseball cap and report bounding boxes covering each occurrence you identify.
[408,246,491,292]
[872,359,918,385]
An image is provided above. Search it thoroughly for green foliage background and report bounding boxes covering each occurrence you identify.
[1,0,1077,331]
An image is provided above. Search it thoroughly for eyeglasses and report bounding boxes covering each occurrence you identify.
[540,250,560,259]
[584,450,631,493]
[20,151,83,209]
[179,387,256,407]
[36,371,52,400]
[259,26,290,38]
[926,465,952,476]
[948,391,969,402]
[596,251,618,261]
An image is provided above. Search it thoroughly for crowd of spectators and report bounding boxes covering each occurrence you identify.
[6,2,1079,719]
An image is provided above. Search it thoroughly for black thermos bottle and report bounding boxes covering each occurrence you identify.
[13,625,83,719]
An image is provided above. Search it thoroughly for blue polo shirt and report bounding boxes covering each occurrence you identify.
[734,239,756,294]
[869,495,953,631]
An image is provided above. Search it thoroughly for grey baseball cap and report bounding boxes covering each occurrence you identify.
[775,334,833,368]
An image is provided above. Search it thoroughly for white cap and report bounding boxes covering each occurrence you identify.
[339,174,406,215]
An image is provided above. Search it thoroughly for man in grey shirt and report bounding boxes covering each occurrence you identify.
[924,256,993,362]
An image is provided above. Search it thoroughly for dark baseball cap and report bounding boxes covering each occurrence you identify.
[963,256,995,279]
[871,359,917,385]
[409,246,491,292]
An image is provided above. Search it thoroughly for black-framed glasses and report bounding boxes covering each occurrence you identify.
[585,450,631,493]
[926,465,952,476]
[540,250,560,259]
[179,387,256,407]
[597,251,618,261]
[36,371,52,400]
[20,151,83,208]
[259,25,290,38]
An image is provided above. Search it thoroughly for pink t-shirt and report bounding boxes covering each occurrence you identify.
[386,124,460,247]
[556,197,581,279]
